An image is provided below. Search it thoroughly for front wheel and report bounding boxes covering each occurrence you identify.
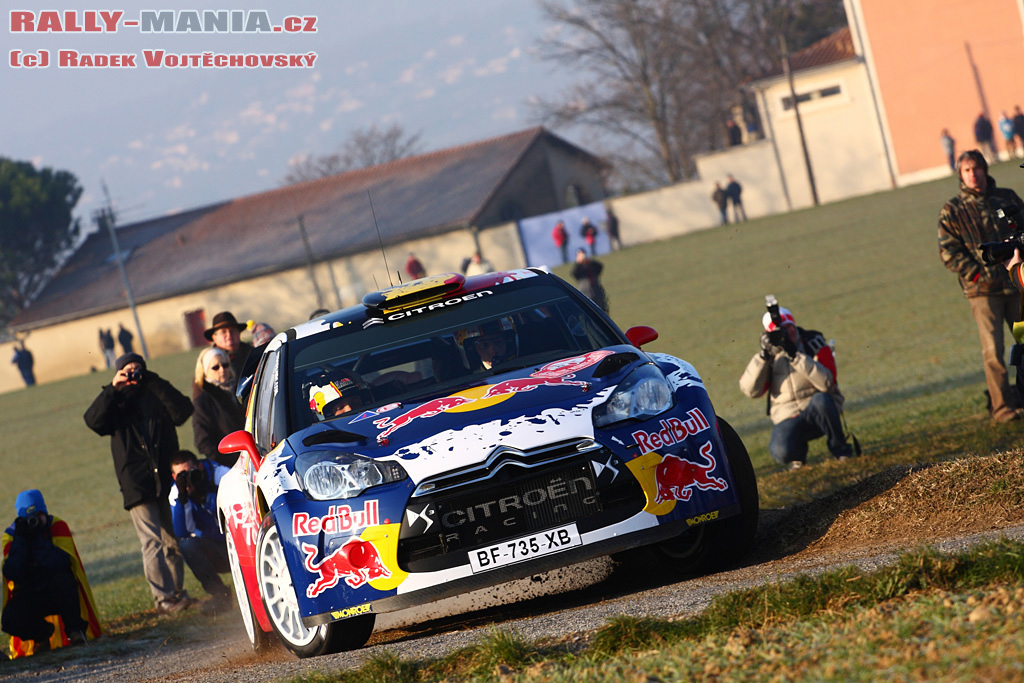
[255,520,374,658]
[648,416,759,576]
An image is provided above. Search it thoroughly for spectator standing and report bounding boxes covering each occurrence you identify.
[580,217,598,256]
[551,220,569,263]
[712,183,729,225]
[168,451,233,616]
[83,353,195,614]
[571,248,609,313]
[739,307,854,469]
[999,111,1016,158]
[1013,106,1024,158]
[10,341,35,387]
[941,129,956,171]
[404,253,426,281]
[974,112,998,163]
[938,150,1024,423]
[99,329,116,369]
[725,174,747,222]
[2,489,101,657]
[117,324,134,355]
[464,251,494,276]
[605,206,622,251]
[191,347,244,468]
[726,119,742,146]
[204,311,252,379]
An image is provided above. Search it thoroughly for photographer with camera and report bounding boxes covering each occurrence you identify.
[739,300,855,470]
[83,353,195,615]
[168,451,232,616]
[938,149,1024,423]
[2,489,101,656]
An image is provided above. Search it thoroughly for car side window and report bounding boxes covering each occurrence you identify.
[253,347,279,453]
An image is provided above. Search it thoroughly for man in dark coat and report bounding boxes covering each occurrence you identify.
[204,311,252,379]
[83,353,195,613]
[938,149,1024,423]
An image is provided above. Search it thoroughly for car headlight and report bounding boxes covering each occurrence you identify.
[593,364,673,428]
[295,451,408,500]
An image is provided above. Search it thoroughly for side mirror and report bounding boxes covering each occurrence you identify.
[219,430,262,471]
[625,325,659,348]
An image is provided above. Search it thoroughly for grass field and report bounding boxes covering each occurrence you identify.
[3,160,1024,662]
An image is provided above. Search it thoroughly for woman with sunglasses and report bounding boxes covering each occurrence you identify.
[191,346,245,467]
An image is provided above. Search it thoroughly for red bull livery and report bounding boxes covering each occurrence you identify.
[217,268,758,658]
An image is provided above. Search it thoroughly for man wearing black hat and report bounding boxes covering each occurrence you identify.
[83,353,195,614]
[204,311,252,379]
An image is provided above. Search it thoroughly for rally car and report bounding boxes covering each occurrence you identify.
[216,268,758,658]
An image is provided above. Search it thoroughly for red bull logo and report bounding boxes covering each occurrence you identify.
[374,395,474,443]
[631,408,710,452]
[533,350,614,378]
[654,441,728,504]
[301,538,391,597]
[481,375,589,399]
[292,501,380,537]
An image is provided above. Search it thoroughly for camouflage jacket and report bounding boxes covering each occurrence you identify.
[937,176,1024,298]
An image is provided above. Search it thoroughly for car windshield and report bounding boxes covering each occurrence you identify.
[287,280,621,430]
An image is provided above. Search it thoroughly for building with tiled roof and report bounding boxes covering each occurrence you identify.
[4,127,607,388]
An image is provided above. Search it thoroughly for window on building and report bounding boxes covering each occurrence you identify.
[781,84,842,111]
[564,184,585,208]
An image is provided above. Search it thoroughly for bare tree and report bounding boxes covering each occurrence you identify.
[284,123,424,184]
[534,0,846,190]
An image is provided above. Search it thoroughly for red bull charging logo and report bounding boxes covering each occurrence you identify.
[654,441,728,504]
[301,538,391,597]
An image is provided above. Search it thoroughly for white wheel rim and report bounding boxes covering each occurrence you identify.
[258,525,318,647]
[226,529,258,646]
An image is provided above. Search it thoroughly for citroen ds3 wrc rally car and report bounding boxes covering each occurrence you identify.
[216,268,758,658]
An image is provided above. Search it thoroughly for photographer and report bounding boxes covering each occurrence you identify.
[168,451,232,616]
[739,305,854,469]
[938,149,1024,423]
[2,490,101,656]
[83,353,195,615]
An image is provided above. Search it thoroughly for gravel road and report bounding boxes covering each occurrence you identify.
[6,520,1023,683]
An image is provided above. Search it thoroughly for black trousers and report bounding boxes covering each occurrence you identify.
[1,570,87,642]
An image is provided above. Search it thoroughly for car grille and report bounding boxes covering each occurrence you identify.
[397,440,644,572]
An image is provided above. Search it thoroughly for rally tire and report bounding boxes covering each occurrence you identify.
[648,416,759,576]
[225,525,269,652]
[255,518,374,658]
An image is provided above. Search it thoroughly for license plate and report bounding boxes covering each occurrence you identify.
[468,523,582,573]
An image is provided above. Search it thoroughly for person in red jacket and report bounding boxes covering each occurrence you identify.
[551,220,568,264]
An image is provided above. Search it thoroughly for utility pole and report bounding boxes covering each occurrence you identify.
[296,214,325,311]
[780,35,819,206]
[97,181,149,359]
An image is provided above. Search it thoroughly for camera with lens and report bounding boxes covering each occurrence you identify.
[26,514,44,530]
[764,294,787,346]
[979,200,1024,265]
[175,467,209,502]
[126,367,143,383]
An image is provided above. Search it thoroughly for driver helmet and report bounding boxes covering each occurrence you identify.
[454,316,518,366]
[307,368,369,421]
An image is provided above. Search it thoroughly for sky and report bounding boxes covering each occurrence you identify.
[2,1,575,233]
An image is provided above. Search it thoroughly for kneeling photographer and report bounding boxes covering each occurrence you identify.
[739,298,855,470]
[168,450,232,616]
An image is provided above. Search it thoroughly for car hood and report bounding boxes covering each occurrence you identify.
[296,348,642,484]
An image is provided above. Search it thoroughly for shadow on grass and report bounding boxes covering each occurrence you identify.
[746,464,927,563]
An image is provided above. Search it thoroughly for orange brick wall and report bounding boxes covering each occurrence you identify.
[856,0,1024,174]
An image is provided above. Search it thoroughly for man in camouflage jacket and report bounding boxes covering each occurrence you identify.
[938,149,1024,422]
